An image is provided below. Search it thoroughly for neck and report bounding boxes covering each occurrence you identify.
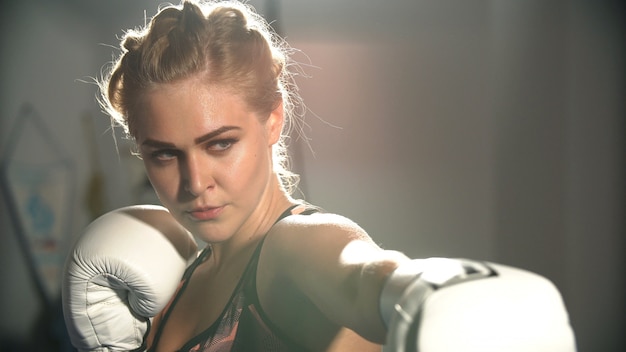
[208,177,295,270]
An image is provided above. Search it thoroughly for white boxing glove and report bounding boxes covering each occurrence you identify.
[381,258,577,352]
[62,205,198,352]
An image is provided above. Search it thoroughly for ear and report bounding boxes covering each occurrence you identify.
[266,100,284,146]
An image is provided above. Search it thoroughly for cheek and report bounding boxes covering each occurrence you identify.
[224,142,269,191]
[223,150,260,186]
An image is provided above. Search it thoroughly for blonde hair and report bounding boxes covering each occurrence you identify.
[100,0,302,194]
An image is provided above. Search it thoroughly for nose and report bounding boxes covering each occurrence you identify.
[182,153,213,196]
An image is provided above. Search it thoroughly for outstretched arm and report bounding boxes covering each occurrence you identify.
[262,212,577,352]
[262,212,408,343]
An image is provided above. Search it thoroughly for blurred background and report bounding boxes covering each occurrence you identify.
[0,0,623,351]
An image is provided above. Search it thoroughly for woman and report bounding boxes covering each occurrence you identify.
[100,1,409,351]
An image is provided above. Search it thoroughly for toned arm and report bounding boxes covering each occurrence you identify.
[260,212,410,344]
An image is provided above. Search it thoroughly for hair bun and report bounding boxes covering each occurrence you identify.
[208,7,248,34]
[179,1,206,34]
[122,36,142,52]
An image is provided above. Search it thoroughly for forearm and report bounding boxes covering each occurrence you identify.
[348,249,412,343]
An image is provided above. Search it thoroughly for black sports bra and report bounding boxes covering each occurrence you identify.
[149,204,318,352]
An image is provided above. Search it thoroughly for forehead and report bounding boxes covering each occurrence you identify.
[134,79,255,142]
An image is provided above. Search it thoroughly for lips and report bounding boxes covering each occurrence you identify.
[187,205,224,221]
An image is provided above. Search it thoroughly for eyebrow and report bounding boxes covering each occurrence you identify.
[141,125,241,149]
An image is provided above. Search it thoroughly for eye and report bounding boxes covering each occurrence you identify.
[208,139,237,152]
[150,149,178,161]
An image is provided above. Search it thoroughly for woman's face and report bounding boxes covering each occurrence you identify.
[133,78,283,242]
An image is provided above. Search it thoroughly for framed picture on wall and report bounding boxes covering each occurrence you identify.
[0,103,75,307]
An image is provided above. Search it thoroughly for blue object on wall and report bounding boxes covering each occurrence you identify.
[0,103,76,308]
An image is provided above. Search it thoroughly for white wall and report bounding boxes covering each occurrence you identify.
[1,0,623,350]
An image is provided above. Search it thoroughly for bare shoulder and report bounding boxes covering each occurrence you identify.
[271,211,375,244]
[256,211,385,351]
[260,211,382,281]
